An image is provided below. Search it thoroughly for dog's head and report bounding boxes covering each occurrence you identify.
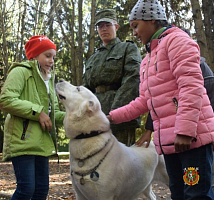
[56,80,100,116]
[56,80,110,137]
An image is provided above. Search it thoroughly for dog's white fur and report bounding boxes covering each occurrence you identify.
[56,80,169,200]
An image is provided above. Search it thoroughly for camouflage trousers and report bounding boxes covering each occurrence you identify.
[112,127,136,147]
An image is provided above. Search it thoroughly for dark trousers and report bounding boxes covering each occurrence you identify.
[164,143,214,200]
[11,155,49,200]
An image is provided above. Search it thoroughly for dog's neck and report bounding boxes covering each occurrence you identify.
[64,110,110,140]
[75,130,104,139]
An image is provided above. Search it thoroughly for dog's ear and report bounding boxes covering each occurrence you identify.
[88,100,94,108]
[86,100,95,116]
[75,100,95,118]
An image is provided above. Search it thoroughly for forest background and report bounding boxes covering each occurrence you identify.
[0,0,213,152]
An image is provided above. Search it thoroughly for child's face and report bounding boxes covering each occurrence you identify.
[34,49,56,72]
[130,20,157,45]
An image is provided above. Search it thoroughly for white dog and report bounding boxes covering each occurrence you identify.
[56,80,169,200]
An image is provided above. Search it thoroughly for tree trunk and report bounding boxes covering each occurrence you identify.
[77,0,83,85]
[87,0,96,60]
[48,0,54,39]
[54,0,77,85]
[19,0,27,62]
[190,0,211,68]
[15,0,21,62]
[70,0,77,85]
[0,0,9,76]
[202,0,214,71]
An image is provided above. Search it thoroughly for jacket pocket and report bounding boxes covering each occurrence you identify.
[106,55,123,71]
[172,97,178,113]
[21,119,30,140]
[106,55,123,61]
[105,55,124,80]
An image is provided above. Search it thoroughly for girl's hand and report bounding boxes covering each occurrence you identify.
[174,135,192,152]
[107,115,113,123]
[39,111,52,131]
[136,129,152,148]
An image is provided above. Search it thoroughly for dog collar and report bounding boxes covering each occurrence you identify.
[75,131,104,139]
[71,138,114,185]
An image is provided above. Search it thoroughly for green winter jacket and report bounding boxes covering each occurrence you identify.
[0,60,65,161]
[83,38,142,131]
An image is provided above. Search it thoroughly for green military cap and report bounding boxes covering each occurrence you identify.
[95,9,117,26]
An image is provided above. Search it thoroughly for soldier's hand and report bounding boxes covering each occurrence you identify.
[136,129,152,148]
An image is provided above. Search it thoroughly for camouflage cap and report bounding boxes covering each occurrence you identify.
[95,9,117,26]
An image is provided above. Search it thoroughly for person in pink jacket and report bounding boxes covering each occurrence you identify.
[108,0,214,199]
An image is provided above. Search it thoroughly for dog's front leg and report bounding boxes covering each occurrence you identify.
[72,186,88,200]
[140,184,156,200]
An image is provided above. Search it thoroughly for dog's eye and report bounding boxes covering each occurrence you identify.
[76,87,80,92]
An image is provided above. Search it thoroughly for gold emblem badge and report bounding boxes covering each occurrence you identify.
[183,167,199,186]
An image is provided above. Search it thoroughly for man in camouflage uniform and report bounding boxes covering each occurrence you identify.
[83,9,142,146]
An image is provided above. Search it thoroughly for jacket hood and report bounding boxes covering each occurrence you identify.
[146,26,174,53]
[146,27,188,53]
[8,60,37,74]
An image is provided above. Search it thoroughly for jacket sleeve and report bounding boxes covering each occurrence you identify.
[0,67,43,121]
[111,42,141,109]
[82,54,96,93]
[168,33,203,138]
[54,94,65,126]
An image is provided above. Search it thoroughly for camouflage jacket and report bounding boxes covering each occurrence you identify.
[83,37,142,130]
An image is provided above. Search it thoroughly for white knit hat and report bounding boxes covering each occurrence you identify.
[129,0,167,21]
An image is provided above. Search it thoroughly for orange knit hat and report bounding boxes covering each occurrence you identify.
[25,35,56,60]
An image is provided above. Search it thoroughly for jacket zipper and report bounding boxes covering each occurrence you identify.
[147,54,164,154]
[142,68,145,79]
[21,119,30,140]
[154,55,157,71]
[172,97,178,113]
[52,71,59,163]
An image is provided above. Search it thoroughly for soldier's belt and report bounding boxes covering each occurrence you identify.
[95,85,119,93]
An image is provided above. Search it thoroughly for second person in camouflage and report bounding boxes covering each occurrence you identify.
[83,9,142,146]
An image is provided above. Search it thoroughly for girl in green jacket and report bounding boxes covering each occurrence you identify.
[0,35,65,200]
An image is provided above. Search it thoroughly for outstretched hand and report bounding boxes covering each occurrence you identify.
[107,115,113,123]
[39,111,52,132]
[136,129,152,148]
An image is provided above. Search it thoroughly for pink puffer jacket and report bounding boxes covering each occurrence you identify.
[110,27,214,155]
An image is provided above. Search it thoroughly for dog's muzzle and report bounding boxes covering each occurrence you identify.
[58,94,66,100]
[56,80,66,100]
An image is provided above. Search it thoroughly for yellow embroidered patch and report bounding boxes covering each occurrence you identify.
[183,167,200,186]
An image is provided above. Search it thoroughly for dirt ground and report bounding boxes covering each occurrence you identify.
[0,154,171,200]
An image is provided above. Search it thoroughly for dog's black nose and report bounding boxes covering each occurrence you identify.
[59,79,64,82]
